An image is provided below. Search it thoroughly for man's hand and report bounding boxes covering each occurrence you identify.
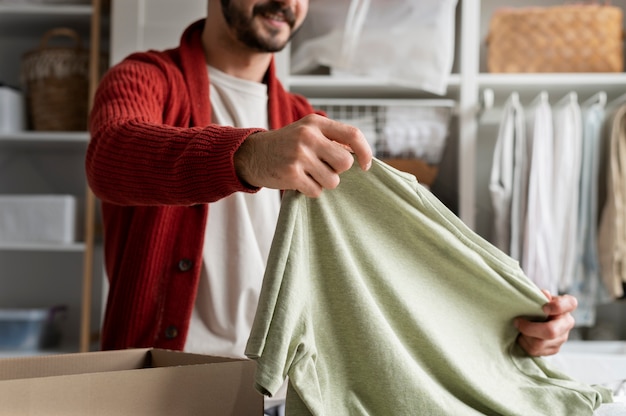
[515,290,577,356]
[234,114,373,197]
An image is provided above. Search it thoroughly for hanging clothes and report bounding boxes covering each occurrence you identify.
[598,104,626,298]
[246,159,610,415]
[523,94,558,294]
[570,97,612,326]
[551,94,583,293]
[489,93,527,260]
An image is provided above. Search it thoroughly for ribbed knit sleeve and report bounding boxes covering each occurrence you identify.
[87,54,262,207]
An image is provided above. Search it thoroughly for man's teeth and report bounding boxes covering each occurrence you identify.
[266,12,285,21]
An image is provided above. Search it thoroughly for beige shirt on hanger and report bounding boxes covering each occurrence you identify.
[598,104,626,299]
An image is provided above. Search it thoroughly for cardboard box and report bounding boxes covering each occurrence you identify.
[0,348,263,415]
[382,158,439,187]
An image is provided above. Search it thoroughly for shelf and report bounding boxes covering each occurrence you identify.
[0,242,86,252]
[307,97,458,108]
[478,72,626,103]
[0,0,105,356]
[0,3,93,36]
[0,3,92,15]
[0,131,89,150]
[0,348,70,359]
[288,74,461,99]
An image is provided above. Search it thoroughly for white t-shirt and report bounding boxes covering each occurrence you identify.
[184,66,281,357]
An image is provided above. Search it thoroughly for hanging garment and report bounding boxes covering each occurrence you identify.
[523,94,558,294]
[551,94,583,293]
[570,99,612,326]
[246,159,609,416]
[598,104,626,298]
[489,93,527,260]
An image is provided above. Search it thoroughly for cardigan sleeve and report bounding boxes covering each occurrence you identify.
[86,54,263,207]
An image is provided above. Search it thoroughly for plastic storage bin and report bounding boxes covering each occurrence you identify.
[0,85,26,134]
[0,195,77,245]
[0,307,65,351]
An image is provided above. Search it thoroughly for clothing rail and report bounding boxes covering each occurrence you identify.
[477,89,611,125]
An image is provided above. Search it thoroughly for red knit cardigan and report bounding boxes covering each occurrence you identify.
[86,20,317,351]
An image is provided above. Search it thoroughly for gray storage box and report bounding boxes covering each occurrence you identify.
[0,195,77,244]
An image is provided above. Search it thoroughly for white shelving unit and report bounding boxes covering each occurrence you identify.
[277,0,626,236]
[0,1,106,356]
[473,0,626,238]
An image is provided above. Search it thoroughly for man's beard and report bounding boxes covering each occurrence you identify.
[220,0,298,52]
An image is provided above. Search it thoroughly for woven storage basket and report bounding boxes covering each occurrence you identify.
[21,27,90,131]
[487,4,624,73]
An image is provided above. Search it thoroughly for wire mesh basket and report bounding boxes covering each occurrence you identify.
[310,98,455,186]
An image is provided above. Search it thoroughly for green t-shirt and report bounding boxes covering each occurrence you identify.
[246,158,610,415]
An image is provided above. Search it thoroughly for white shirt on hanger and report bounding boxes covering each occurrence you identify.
[489,93,526,260]
[551,94,582,293]
[523,93,557,294]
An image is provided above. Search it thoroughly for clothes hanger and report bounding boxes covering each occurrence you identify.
[555,91,577,108]
[605,92,626,113]
[476,88,495,120]
[507,91,520,107]
[528,90,549,108]
[482,88,495,111]
[582,91,607,109]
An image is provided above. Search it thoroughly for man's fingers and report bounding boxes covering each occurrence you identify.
[297,175,324,198]
[318,117,373,171]
[516,308,575,342]
[543,294,578,316]
[518,335,563,356]
[234,115,373,196]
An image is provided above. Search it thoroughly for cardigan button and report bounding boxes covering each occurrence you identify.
[164,325,179,340]
[178,258,193,272]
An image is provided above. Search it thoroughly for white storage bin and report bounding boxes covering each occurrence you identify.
[0,194,77,244]
[0,86,26,134]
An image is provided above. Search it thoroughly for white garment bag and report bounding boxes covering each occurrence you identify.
[290,0,458,95]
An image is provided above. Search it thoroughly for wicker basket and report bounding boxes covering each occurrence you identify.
[21,28,90,131]
[487,4,624,73]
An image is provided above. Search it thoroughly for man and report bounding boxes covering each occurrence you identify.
[86,0,576,359]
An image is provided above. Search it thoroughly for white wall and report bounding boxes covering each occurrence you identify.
[110,0,207,65]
